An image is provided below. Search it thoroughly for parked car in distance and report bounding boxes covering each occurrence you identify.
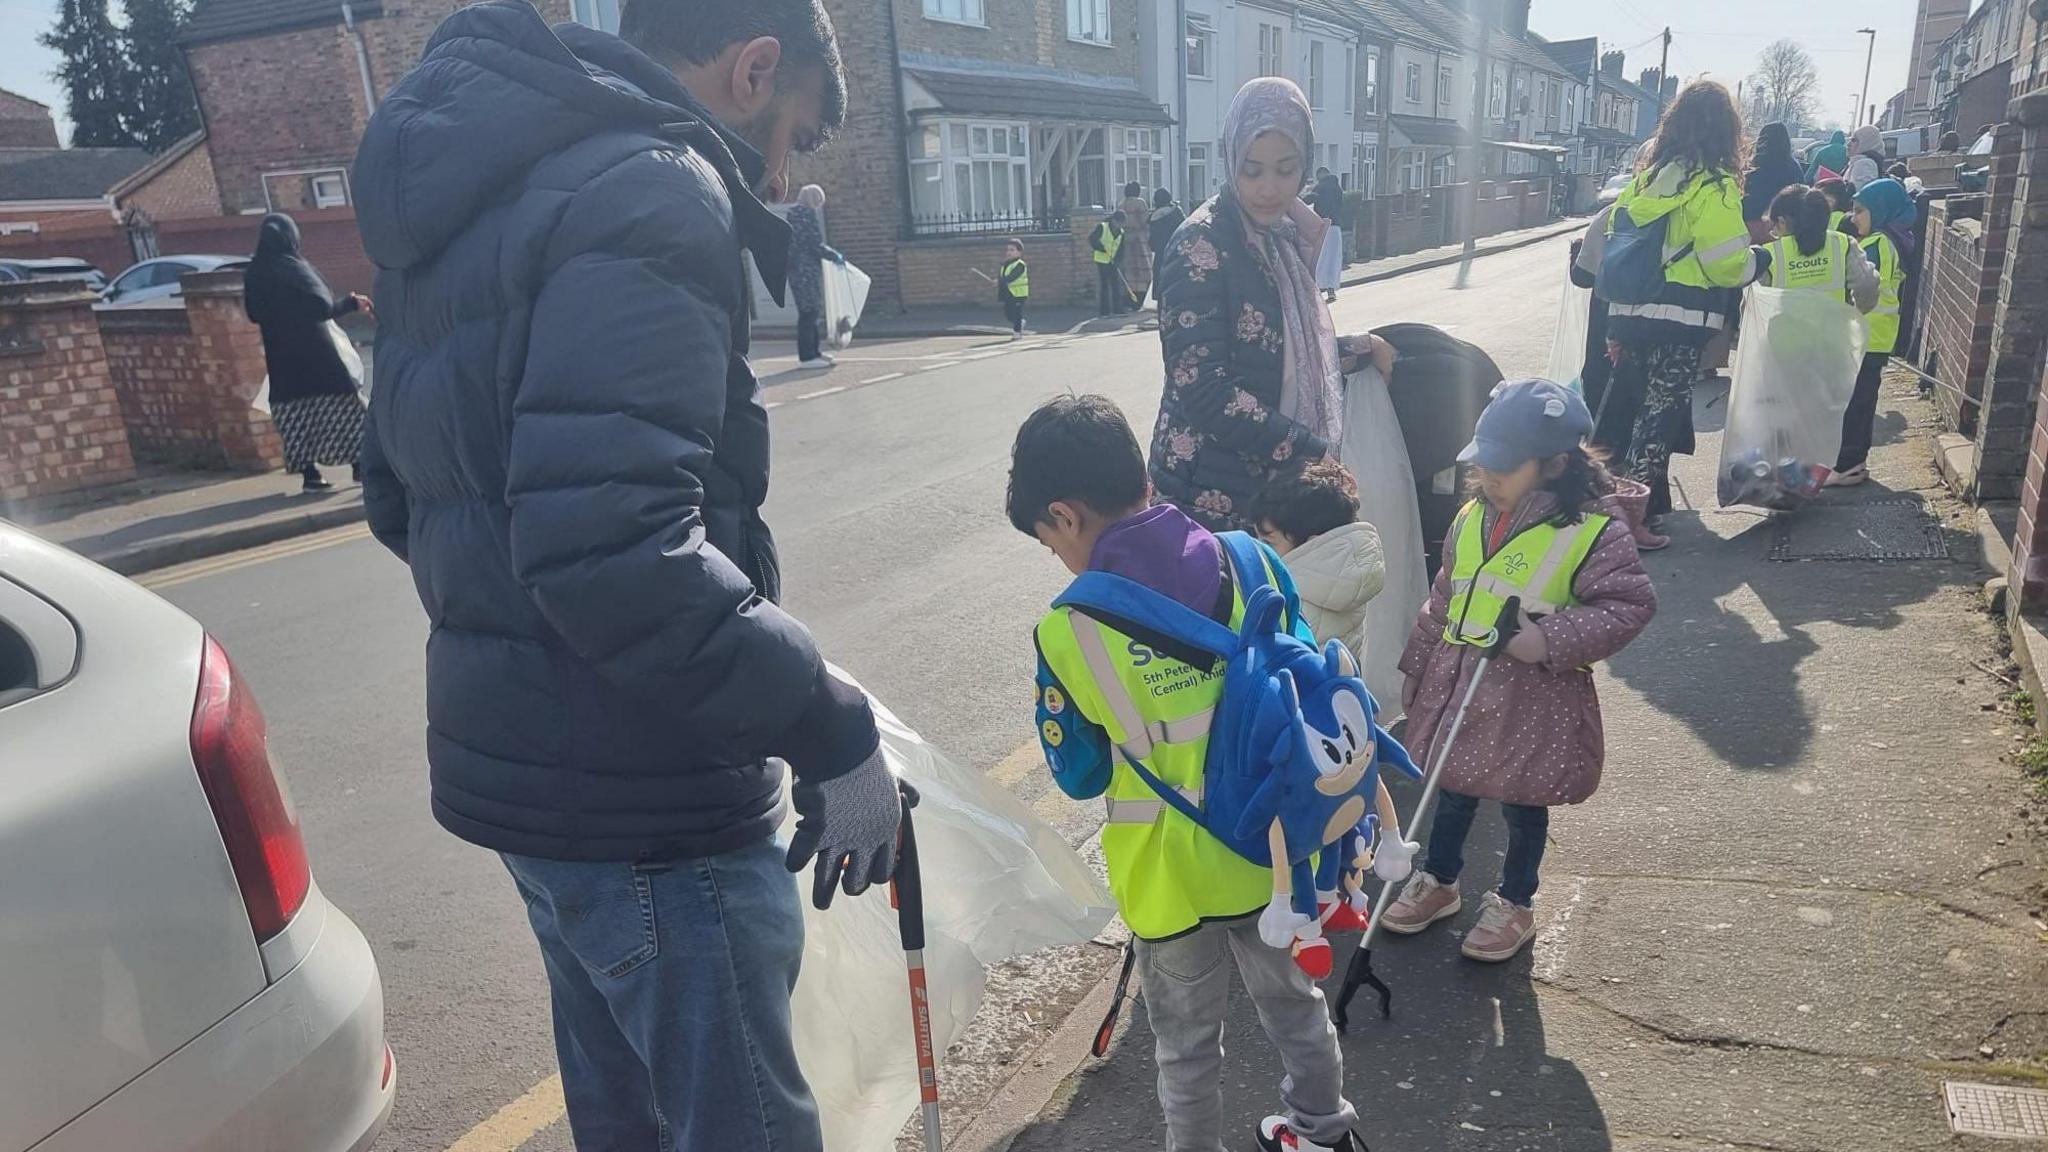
[0,521,394,1152]
[0,257,107,292]
[1597,169,1631,206]
[98,254,249,309]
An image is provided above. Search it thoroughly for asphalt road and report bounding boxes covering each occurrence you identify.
[143,236,2044,1152]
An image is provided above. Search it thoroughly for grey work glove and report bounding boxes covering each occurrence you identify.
[784,747,911,909]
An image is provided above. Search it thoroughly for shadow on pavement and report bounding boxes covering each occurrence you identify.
[1606,390,1959,769]
[1009,784,1610,1151]
[59,488,327,552]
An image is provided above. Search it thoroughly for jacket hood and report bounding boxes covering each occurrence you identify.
[1088,505,1221,614]
[1282,522,1385,615]
[1850,125,1882,155]
[354,0,781,279]
[1623,162,1737,226]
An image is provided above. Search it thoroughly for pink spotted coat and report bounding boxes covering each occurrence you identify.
[1396,491,1657,807]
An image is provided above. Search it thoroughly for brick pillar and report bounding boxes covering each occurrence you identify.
[181,269,283,471]
[0,280,137,507]
[1975,117,2039,498]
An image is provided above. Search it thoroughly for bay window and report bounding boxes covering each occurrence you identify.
[1113,128,1168,197]
[907,119,1032,230]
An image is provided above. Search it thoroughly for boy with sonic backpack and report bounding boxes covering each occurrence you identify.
[1010,395,1416,1152]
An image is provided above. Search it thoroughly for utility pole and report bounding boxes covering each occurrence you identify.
[1456,0,1494,288]
[1657,27,1671,113]
[1856,27,1878,127]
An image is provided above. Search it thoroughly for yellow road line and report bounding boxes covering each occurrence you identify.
[138,523,373,590]
[444,1073,566,1152]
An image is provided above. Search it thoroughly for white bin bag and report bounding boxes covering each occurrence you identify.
[787,666,1115,1152]
[1545,281,1593,394]
[823,261,873,350]
[1717,283,1869,509]
[1339,367,1428,722]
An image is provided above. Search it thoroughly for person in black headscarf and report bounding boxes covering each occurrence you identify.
[243,213,372,492]
[1742,122,1805,241]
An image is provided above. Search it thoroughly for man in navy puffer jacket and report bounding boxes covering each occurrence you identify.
[353,1,895,1143]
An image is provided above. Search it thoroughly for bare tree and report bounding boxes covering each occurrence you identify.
[1747,39,1820,129]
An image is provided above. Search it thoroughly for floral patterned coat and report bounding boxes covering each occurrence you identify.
[1149,190,1327,532]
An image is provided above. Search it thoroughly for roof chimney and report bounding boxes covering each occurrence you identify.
[1505,0,1530,37]
[1601,50,1624,78]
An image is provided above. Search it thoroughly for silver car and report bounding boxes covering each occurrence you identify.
[97,255,250,309]
[0,522,393,1152]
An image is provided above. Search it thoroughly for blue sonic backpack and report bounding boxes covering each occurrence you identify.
[1053,532,1419,974]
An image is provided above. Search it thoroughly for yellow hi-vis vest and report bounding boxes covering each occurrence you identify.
[1769,231,1854,300]
[1861,231,1903,354]
[1034,570,1276,940]
[1092,223,1123,265]
[1001,258,1029,298]
[1444,500,1610,647]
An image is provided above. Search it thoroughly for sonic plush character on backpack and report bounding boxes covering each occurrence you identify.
[1211,587,1423,977]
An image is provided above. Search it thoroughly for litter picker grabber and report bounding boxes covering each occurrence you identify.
[888,787,942,1152]
[1332,596,1524,1031]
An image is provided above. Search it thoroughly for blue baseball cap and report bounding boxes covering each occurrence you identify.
[1457,378,1594,471]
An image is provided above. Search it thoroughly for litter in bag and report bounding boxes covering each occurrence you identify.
[1717,283,1869,509]
[1339,366,1428,721]
[824,261,873,350]
[1545,282,1592,395]
[787,666,1115,1152]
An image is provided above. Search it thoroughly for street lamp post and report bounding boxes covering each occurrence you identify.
[1856,27,1877,127]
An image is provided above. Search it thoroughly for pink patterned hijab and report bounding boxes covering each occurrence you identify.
[1222,77,1343,449]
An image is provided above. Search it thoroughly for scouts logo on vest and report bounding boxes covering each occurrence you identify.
[1501,553,1529,579]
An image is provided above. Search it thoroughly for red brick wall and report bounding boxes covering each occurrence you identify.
[187,25,372,214]
[119,139,224,221]
[895,0,1141,76]
[0,207,376,301]
[790,0,907,311]
[187,0,572,214]
[1917,196,2000,435]
[895,216,1103,309]
[0,283,138,505]
[0,217,137,284]
[97,271,280,471]
[0,92,59,149]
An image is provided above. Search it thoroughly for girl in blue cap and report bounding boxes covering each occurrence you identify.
[1831,177,1917,486]
[1381,380,1658,962]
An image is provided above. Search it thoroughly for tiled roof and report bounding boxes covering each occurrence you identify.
[903,68,1173,125]
[1389,113,1473,147]
[181,0,383,46]
[1540,37,1597,79]
[0,148,153,203]
[1346,0,1459,51]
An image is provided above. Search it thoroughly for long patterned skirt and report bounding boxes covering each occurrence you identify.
[273,391,366,472]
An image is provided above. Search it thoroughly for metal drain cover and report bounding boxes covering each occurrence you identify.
[1769,497,1949,561]
[1947,1081,2048,1139]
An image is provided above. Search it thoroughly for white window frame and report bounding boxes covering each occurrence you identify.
[260,166,351,213]
[571,0,618,33]
[1185,14,1213,79]
[1067,0,1111,46]
[1565,84,1577,131]
[1404,61,1421,104]
[309,173,349,209]
[1488,65,1506,119]
[906,118,1032,229]
[1437,65,1454,111]
[1352,132,1375,197]
[1187,143,1210,198]
[923,0,985,28]
[1112,127,1168,198]
[1429,152,1452,187]
[1400,148,1425,191]
[1258,24,1284,77]
[1308,40,1326,109]
[0,221,39,236]
[1344,46,1356,114]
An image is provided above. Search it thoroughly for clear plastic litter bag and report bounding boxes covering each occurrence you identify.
[786,666,1115,1152]
[1545,281,1593,395]
[1340,367,1428,722]
[1717,283,1869,509]
[824,261,873,350]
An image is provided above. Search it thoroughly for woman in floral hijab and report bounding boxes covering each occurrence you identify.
[1148,77,1393,531]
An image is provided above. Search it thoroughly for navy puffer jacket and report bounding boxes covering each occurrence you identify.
[354,1,875,862]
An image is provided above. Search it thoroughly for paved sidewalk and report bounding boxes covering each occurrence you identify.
[1006,369,2048,1150]
[762,216,1589,340]
[14,470,363,575]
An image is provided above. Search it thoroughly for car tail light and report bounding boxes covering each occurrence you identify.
[190,635,311,943]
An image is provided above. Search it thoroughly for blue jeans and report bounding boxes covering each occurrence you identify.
[1420,789,1550,908]
[502,839,821,1152]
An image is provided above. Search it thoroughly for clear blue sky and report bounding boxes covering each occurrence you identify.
[0,0,1931,145]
